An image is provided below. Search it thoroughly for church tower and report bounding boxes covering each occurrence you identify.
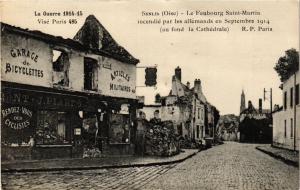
[240,90,246,114]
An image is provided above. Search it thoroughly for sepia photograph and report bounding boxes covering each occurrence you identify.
[0,0,299,189]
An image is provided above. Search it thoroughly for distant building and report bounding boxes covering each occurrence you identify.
[239,99,272,143]
[217,114,239,141]
[169,72,205,140]
[273,64,299,150]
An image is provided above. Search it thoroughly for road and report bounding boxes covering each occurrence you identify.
[2,142,299,190]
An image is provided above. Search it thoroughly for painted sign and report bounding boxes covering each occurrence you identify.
[1,105,35,144]
[1,32,52,87]
[1,88,87,109]
[98,58,136,99]
[2,106,33,130]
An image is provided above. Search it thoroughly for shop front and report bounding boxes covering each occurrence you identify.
[1,83,87,160]
[79,56,138,156]
[106,100,136,155]
[82,96,137,157]
[1,21,139,160]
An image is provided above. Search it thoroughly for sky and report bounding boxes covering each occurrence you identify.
[1,0,299,115]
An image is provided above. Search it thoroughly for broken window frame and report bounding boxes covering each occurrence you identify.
[52,48,70,87]
[84,57,98,91]
[35,110,71,145]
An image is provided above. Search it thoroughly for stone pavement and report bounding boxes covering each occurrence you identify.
[1,149,198,172]
[2,142,298,190]
[256,145,299,167]
[144,142,299,190]
[2,164,177,190]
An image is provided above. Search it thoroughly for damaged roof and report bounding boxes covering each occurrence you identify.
[73,15,139,65]
[1,17,139,65]
[169,76,192,97]
[1,22,85,49]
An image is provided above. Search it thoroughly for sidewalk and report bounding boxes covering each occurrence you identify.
[1,149,199,173]
[256,145,299,167]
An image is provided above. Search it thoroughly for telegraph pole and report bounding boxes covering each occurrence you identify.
[263,88,273,113]
[270,88,272,113]
[264,88,273,145]
[293,74,297,151]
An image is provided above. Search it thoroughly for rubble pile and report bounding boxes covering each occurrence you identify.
[145,121,180,156]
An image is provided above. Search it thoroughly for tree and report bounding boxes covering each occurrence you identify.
[274,48,299,82]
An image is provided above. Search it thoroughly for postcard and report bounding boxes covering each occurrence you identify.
[1,0,299,189]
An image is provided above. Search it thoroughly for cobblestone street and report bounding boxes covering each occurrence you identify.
[144,142,299,190]
[2,142,299,190]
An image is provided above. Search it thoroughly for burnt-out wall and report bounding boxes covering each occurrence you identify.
[1,31,137,100]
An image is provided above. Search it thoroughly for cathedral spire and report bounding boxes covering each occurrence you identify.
[240,89,246,114]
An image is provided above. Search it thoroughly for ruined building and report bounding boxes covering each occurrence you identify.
[1,15,139,160]
[141,67,219,142]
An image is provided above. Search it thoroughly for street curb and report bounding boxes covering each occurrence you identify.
[255,147,299,167]
[1,149,202,173]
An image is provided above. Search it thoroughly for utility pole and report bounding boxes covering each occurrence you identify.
[293,73,297,151]
[263,88,273,113]
[270,88,272,114]
[264,88,273,144]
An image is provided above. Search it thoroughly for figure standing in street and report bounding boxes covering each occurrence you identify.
[135,111,148,155]
[149,110,161,125]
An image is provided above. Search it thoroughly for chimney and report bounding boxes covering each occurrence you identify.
[248,101,252,109]
[175,66,181,81]
[172,75,176,82]
[186,81,190,89]
[194,79,202,93]
[259,98,262,113]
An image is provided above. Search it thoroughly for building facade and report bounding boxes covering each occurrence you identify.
[273,67,300,151]
[217,114,239,141]
[140,67,215,142]
[1,15,139,160]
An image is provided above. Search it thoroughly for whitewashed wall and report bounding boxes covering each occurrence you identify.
[273,70,300,150]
